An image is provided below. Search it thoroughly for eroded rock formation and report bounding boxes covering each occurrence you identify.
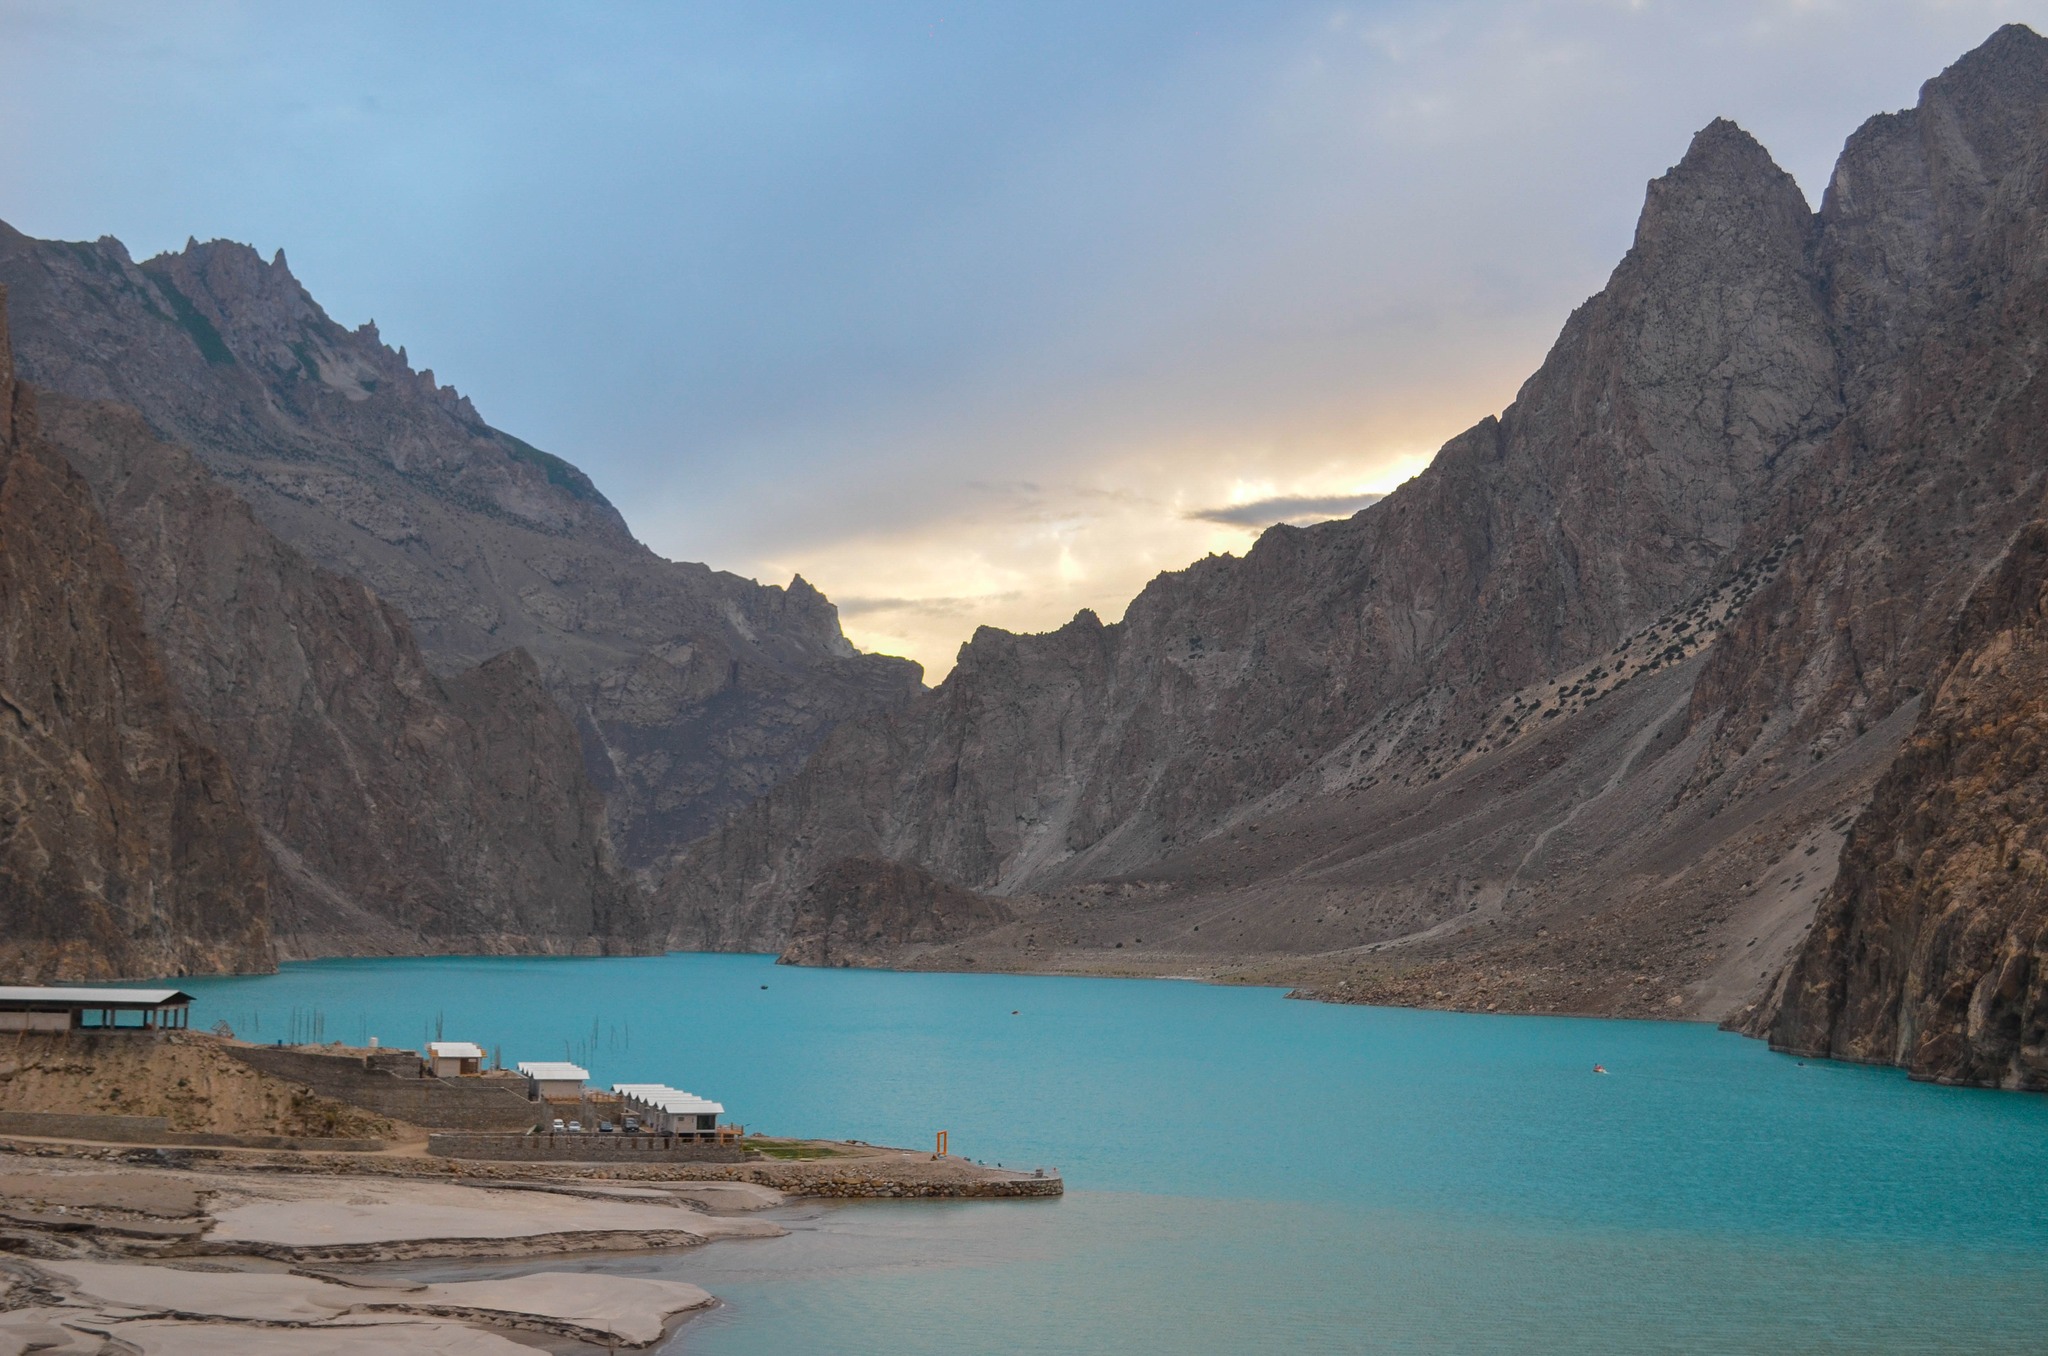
[1748,524,2048,1089]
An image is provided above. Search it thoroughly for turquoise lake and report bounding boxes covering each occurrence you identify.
[179,954,2048,1353]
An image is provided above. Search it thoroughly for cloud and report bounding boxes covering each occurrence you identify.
[765,445,1435,674]
[1185,492,1384,527]
[835,592,1026,619]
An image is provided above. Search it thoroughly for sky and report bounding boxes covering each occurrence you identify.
[4,1,2046,676]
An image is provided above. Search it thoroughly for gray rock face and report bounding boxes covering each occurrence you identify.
[0,288,273,981]
[1691,23,2048,783]
[673,27,2048,1065]
[37,393,645,958]
[0,230,924,868]
[780,857,1012,968]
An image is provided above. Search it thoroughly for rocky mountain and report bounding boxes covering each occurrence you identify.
[0,287,272,980]
[0,229,923,870]
[38,391,645,959]
[664,112,1843,951]
[662,25,2048,1079]
[1747,524,2048,1090]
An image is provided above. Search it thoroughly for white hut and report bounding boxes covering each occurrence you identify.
[515,1060,589,1100]
[612,1083,726,1135]
[425,1040,485,1077]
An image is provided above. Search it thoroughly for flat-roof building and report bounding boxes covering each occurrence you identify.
[612,1083,726,1136]
[425,1041,485,1077]
[0,987,192,1033]
[514,1061,589,1100]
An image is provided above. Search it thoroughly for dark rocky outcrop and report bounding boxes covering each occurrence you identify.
[780,857,1012,968]
[0,231,924,869]
[666,26,2048,1058]
[0,287,272,980]
[36,393,646,958]
[1745,523,2048,1089]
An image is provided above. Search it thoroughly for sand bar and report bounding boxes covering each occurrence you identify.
[203,1174,780,1255]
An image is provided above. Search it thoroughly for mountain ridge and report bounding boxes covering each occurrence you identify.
[0,226,925,869]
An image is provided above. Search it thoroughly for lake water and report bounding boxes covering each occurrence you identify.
[179,954,2048,1353]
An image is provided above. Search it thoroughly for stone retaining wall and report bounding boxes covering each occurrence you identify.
[427,1132,748,1163]
[750,1171,1066,1199]
[0,1111,381,1152]
[222,1046,538,1131]
[0,1112,168,1140]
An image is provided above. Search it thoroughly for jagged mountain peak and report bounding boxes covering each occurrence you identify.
[1629,116,1811,267]
[1826,20,2048,210]
[143,235,443,397]
[1923,21,2048,116]
[1674,116,1775,170]
[1816,21,2048,396]
[953,606,1110,670]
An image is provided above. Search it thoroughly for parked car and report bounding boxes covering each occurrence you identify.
[598,1120,615,1134]
[550,1118,565,1133]
[623,1115,641,1133]
[567,1120,583,1133]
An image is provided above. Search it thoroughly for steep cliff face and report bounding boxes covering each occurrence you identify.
[0,231,923,867]
[37,393,644,958]
[0,288,272,980]
[675,28,2048,1049]
[1688,21,2048,785]
[668,116,1844,952]
[1753,523,2048,1089]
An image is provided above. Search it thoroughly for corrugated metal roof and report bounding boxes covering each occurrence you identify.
[611,1082,724,1115]
[515,1061,589,1081]
[426,1041,485,1059]
[0,986,192,1007]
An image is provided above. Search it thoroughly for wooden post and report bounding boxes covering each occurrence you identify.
[935,1130,948,1157]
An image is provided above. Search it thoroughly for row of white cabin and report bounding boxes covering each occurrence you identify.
[612,1083,727,1134]
[505,1060,726,1134]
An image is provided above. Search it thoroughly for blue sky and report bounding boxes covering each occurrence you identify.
[5,1,2044,672]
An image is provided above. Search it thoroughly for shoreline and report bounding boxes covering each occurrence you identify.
[0,1131,1056,1351]
[0,1131,1064,1198]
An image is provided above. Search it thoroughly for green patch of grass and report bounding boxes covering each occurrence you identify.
[288,339,323,384]
[149,274,236,366]
[747,1139,852,1160]
[497,431,608,506]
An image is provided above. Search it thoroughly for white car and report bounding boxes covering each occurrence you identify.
[551,1118,565,1133]
[567,1120,583,1133]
